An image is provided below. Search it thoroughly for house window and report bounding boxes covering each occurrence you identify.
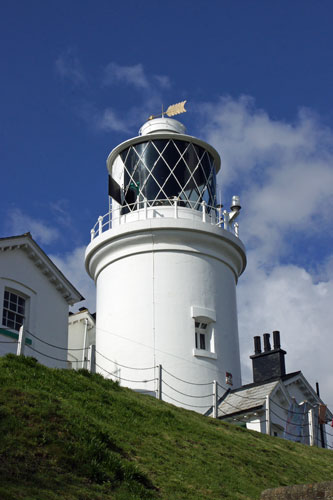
[195,322,208,350]
[2,290,26,331]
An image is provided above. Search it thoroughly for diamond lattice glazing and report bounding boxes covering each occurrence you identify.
[117,139,216,213]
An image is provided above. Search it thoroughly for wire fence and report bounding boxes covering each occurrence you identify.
[2,325,332,449]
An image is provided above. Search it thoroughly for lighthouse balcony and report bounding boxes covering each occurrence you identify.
[90,198,240,241]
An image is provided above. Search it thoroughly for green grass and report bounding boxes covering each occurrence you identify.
[0,354,332,500]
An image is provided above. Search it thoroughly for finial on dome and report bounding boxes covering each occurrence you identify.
[139,117,186,135]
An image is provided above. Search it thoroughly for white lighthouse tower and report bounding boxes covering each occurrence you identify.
[85,115,246,413]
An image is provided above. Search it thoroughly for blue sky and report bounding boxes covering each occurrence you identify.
[1,1,333,430]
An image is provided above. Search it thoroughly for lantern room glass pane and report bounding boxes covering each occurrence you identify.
[117,138,217,212]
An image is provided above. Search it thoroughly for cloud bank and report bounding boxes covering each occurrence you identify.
[199,96,333,415]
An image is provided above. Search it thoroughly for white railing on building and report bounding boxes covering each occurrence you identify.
[90,198,241,241]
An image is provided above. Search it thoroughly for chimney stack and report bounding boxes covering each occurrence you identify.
[263,333,271,352]
[250,331,286,383]
[273,330,281,349]
[254,336,261,354]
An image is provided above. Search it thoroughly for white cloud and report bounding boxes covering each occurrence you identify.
[50,246,96,312]
[238,256,333,418]
[153,74,171,89]
[103,62,171,93]
[95,107,130,133]
[198,96,333,416]
[5,209,60,246]
[49,199,72,227]
[103,62,149,89]
[59,59,171,133]
[55,49,86,86]
[200,96,333,262]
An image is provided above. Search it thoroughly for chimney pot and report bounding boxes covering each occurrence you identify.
[254,336,261,354]
[273,330,281,349]
[263,333,271,352]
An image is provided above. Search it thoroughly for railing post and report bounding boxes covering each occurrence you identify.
[234,222,239,238]
[144,198,148,220]
[223,210,229,230]
[217,205,223,227]
[202,201,207,223]
[17,324,26,356]
[173,196,178,219]
[89,344,96,374]
[98,216,103,236]
[213,380,218,418]
[90,228,95,242]
[157,364,162,400]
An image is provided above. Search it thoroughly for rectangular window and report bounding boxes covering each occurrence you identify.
[195,322,208,351]
[2,290,26,331]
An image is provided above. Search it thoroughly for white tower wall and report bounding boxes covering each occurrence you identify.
[86,215,245,411]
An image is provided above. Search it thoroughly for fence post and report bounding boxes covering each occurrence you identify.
[308,407,315,446]
[89,344,96,374]
[157,364,162,400]
[266,395,271,435]
[213,380,218,418]
[17,324,26,356]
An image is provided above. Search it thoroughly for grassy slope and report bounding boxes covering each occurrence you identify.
[0,355,332,500]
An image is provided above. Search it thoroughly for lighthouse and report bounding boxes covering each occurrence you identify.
[85,114,246,412]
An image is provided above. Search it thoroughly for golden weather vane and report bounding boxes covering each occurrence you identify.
[148,100,187,120]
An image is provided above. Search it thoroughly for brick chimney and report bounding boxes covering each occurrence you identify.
[250,331,286,383]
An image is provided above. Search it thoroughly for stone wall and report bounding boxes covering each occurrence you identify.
[260,482,333,499]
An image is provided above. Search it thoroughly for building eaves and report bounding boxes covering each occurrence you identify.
[218,404,264,420]
[0,233,84,305]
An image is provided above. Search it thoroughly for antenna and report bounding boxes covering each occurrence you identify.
[149,100,187,120]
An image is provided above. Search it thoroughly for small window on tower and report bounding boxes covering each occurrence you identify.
[191,307,217,359]
[195,322,209,351]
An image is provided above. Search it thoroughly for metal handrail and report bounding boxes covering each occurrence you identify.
[90,198,239,241]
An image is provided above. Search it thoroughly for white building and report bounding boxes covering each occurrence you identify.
[0,233,83,367]
[214,332,332,448]
[85,116,246,411]
[68,308,96,369]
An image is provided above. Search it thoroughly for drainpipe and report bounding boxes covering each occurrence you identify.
[82,318,88,369]
[316,382,326,448]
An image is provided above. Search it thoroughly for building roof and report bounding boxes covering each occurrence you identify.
[68,308,96,328]
[0,233,84,305]
[215,370,332,422]
[217,379,280,418]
